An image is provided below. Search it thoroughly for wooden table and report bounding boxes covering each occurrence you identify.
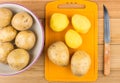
[0,0,120,83]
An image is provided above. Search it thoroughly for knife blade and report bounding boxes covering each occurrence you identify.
[103,5,110,76]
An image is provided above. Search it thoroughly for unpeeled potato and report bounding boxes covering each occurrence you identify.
[50,13,69,32]
[0,26,17,42]
[65,29,82,49]
[0,8,13,29]
[15,30,36,50]
[12,12,33,31]
[7,49,30,70]
[0,42,14,63]
[71,51,91,76]
[72,14,91,34]
[47,41,69,66]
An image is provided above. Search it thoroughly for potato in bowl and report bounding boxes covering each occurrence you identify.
[0,3,44,76]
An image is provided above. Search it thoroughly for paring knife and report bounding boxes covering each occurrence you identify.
[103,5,110,76]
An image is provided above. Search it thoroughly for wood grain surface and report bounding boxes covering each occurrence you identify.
[0,0,120,83]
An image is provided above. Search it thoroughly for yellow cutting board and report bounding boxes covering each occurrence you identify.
[45,0,98,81]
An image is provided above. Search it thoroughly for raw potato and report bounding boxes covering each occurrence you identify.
[15,30,36,50]
[0,42,14,63]
[50,13,69,32]
[12,12,33,31]
[48,41,69,66]
[72,14,91,34]
[0,26,17,42]
[0,8,13,29]
[7,49,30,70]
[71,51,91,76]
[65,29,82,49]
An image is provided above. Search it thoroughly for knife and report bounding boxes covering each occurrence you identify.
[103,5,110,76]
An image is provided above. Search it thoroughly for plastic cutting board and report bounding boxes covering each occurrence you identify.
[45,0,98,81]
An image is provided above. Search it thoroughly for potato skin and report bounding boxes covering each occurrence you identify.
[71,51,91,76]
[0,8,13,29]
[15,30,36,50]
[48,41,69,66]
[0,42,14,63]
[12,12,33,31]
[0,26,17,42]
[7,49,30,70]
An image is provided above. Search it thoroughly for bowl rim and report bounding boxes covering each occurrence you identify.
[0,3,44,76]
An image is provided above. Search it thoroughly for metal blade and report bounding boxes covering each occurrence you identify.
[104,5,110,43]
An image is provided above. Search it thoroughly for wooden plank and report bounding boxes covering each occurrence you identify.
[98,45,120,71]
[98,19,120,44]
[0,0,119,19]
[0,1,47,19]
[0,70,120,83]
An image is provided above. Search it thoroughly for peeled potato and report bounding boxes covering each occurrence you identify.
[15,30,36,50]
[0,8,13,29]
[0,26,17,42]
[48,41,69,66]
[7,49,30,70]
[12,12,33,31]
[72,14,91,34]
[50,13,69,32]
[71,51,91,76]
[0,42,14,63]
[65,29,82,49]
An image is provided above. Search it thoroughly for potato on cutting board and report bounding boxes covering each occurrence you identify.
[50,13,69,32]
[65,29,82,49]
[47,41,70,66]
[72,14,91,34]
[71,51,91,76]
